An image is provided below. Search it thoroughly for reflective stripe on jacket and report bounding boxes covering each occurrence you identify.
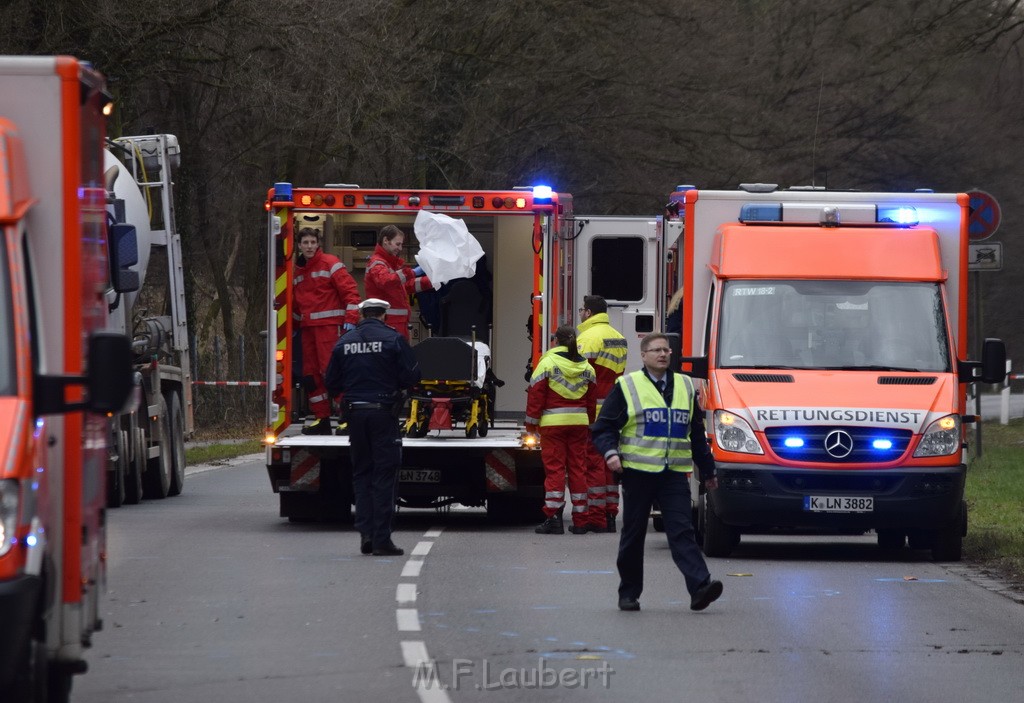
[294,249,360,327]
[618,370,694,473]
[525,346,597,427]
[576,313,627,410]
[364,244,432,340]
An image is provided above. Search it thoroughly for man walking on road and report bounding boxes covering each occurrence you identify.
[577,295,628,532]
[591,332,723,612]
[326,298,421,556]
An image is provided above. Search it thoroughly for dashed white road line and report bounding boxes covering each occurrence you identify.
[396,583,418,604]
[397,527,451,703]
[396,608,421,631]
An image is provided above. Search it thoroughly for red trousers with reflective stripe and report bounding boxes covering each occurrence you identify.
[301,325,341,418]
[587,442,619,522]
[541,425,603,528]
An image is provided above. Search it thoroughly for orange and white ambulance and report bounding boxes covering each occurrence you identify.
[666,185,1006,561]
[263,185,575,521]
[0,56,133,701]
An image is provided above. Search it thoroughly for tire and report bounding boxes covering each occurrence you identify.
[106,430,127,508]
[9,632,47,703]
[166,391,186,497]
[124,427,145,505]
[877,529,906,551]
[701,493,739,558]
[932,500,966,562]
[465,424,478,439]
[143,395,172,499]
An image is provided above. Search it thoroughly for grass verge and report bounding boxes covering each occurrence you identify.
[185,439,263,466]
[965,418,1024,586]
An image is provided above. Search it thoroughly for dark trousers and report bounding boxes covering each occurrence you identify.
[348,408,401,547]
[617,468,710,601]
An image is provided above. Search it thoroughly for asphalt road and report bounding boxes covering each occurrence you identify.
[73,457,1024,702]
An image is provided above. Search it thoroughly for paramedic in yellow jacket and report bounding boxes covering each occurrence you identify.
[591,332,723,612]
[577,294,628,532]
[526,326,598,535]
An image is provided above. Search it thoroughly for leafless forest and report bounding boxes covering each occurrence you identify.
[2,0,1023,423]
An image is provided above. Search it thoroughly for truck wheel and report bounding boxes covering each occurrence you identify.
[9,632,47,703]
[106,430,128,508]
[143,395,172,499]
[701,493,739,558]
[932,500,966,562]
[166,391,186,496]
[876,529,906,551]
[124,427,145,505]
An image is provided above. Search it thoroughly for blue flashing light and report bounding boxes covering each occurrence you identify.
[26,535,37,547]
[739,203,782,223]
[783,437,805,448]
[876,206,918,226]
[273,182,293,202]
[532,185,553,203]
[872,439,894,450]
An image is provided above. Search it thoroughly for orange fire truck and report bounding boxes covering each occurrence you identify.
[263,184,580,521]
[0,57,134,702]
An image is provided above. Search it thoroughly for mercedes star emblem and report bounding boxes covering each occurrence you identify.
[824,429,854,458]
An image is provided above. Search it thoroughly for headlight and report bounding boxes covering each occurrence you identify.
[913,414,961,457]
[0,479,20,557]
[714,411,764,455]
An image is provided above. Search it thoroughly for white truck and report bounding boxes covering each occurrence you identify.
[103,134,193,506]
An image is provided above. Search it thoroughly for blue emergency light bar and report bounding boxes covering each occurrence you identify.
[739,202,920,227]
[532,185,553,203]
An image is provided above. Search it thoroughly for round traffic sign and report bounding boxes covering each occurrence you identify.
[967,190,1001,241]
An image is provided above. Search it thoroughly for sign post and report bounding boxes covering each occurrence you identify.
[967,190,1002,458]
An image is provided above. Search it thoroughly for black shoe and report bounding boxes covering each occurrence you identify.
[360,535,372,555]
[618,597,640,611]
[535,517,564,534]
[372,541,404,556]
[605,515,617,533]
[568,525,589,535]
[690,579,723,611]
[301,418,332,435]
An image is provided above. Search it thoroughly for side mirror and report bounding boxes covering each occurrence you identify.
[957,337,1008,384]
[980,338,1007,384]
[109,223,140,294]
[86,332,134,412]
[33,332,133,415]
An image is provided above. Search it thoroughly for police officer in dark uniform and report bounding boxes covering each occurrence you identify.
[325,298,420,556]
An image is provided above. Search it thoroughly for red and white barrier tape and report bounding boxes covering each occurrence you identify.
[192,381,267,386]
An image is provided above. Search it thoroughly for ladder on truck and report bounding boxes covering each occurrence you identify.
[111,134,195,434]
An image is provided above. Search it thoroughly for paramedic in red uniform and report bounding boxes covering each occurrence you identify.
[364,224,432,340]
[294,225,361,435]
[527,326,598,535]
[577,294,628,532]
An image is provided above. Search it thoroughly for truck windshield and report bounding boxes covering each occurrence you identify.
[717,280,951,372]
[0,237,14,394]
